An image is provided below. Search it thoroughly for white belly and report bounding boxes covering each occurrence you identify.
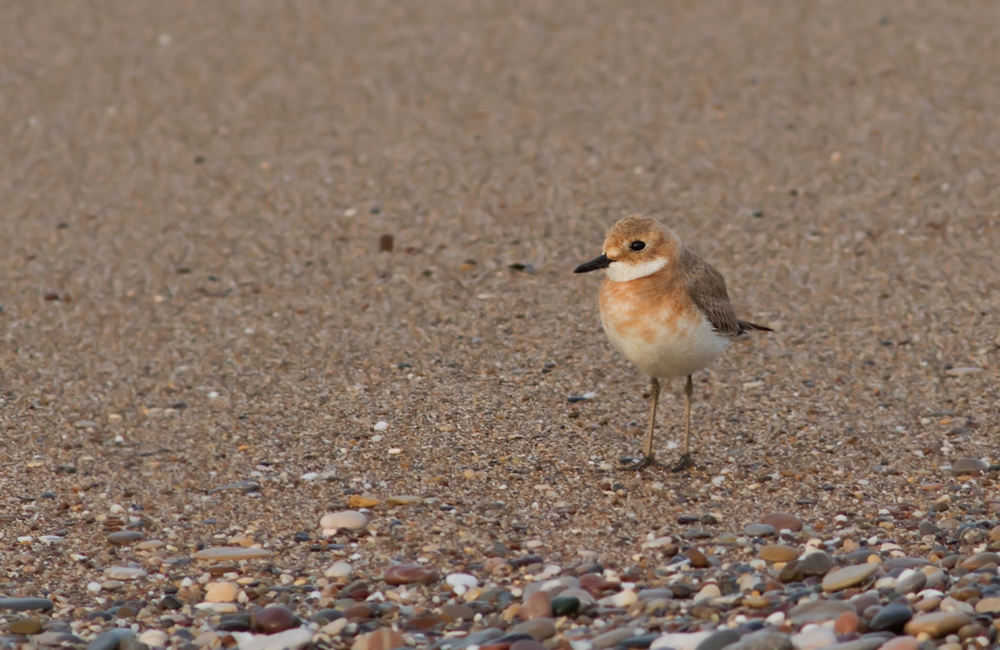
[601,311,730,379]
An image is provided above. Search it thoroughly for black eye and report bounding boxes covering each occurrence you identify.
[629,240,645,251]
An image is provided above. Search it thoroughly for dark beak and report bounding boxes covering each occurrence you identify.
[574,254,612,274]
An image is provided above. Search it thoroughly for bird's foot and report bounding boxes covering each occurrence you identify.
[618,454,661,471]
[670,452,695,472]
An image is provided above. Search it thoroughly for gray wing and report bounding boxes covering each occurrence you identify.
[680,248,744,337]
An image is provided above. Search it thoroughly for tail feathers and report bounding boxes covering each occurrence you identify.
[738,320,773,333]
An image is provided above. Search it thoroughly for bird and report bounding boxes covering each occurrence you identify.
[574,214,771,471]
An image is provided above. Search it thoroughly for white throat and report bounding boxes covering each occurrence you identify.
[605,257,668,282]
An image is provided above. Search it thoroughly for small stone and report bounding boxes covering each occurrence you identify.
[103,566,147,580]
[510,618,556,641]
[975,596,1000,614]
[694,629,740,650]
[895,570,927,595]
[692,584,720,601]
[8,620,42,635]
[960,552,1000,570]
[320,510,368,532]
[760,512,803,532]
[192,547,272,561]
[519,591,552,620]
[87,629,136,650]
[510,641,546,650]
[238,627,313,650]
[0,598,54,612]
[869,602,912,633]
[878,638,920,650]
[205,582,239,603]
[743,523,775,537]
[254,606,296,634]
[951,457,988,475]
[684,548,709,568]
[348,495,382,508]
[758,544,799,563]
[440,604,475,622]
[550,596,580,616]
[160,595,183,610]
[903,611,972,638]
[797,550,834,577]
[325,562,353,579]
[728,630,792,650]
[445,572,478,593]
[834,610,859,634]
[310,609,344,624]
[788,600,855,625]
[650,632,712,650]
[107,531,143,546]
[592,629,637,649]
[386,495,424,506]
[822,563,879,592]
[621,634,659,649]
[384,563,440,585]
[218,613,253,631]
[789,627,837,650]
[138,630,168,647]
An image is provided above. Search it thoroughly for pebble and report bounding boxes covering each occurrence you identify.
[106,531,143,545]
[192,547,272,561]
[384,563,440,585]
[834,609,859,634]
[822,563,879,591]
[960,552,1000,569]
[324,562,353,578]
[445,572,479,593]
[137,630,167,648]
[789,627,837,650]
[205,581,239,603]
[693,629,740,650]
[551,595,580,616]
[87,628,136,650]
[510,641,546,650]
[103,566,147,580]
[348,495,382,508]
[386,494,424,506]
[951,457,988,474]
[650,632,712,650]
[760,512,803,532]
[592,629,637,649]
[320,510,368,531]
[729,629,792,650]
[974,596,1000,614]
[758,544,799,562]
[878,638,920,650]
[869,602,912,632]
[519,591,552,620]
[254,606,296,634]
[0,598,54,612]
[797,550,834,576]
[233,627,313,650]
[787,600,855,625]
[7,619,42,635]
[903,611,972,637]
[353,629,407,650]
[511,618,556,640]
[743,523,775,537]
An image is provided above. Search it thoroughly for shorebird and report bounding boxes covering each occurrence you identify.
[574,214,771,470]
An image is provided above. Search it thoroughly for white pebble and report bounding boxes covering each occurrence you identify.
[446,573,479,594]
[373,421,389,432]
[86,581,102,594]
[325,562,353,579]
[139,630,168,648]
[320,510,368,532]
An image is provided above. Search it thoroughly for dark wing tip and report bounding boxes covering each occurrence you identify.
[738,320,773,333]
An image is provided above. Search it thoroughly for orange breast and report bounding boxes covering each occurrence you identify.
[599,272,697,344]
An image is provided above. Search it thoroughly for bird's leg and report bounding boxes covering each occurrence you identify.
[641,377,660,464]
[671,375,695,472]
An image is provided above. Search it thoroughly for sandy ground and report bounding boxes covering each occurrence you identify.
[1,0,999,621]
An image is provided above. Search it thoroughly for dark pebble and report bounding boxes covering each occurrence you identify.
[218,613,252,632]
[867,602,912,633]
[159,595,183,611]
[550,596,580,616]
[86,629,135,650]
[310,609,344,624]
[695,629,741,650]
[0,598,54,613]
[621,634,660,648]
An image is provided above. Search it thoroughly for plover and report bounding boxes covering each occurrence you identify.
[574,214,771,470]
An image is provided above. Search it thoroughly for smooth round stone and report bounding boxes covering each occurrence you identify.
[879,638,920,650]
[138,630,168,647]
[101,580,123,591]
[975,596,1000,614]
[510,618,556,641]
[834,610,860,634]
[510,641,546,650]
[961,552,1000,570]
[325,562,353,579]
[592,628,635,649]
[519,591,552,620]
[205,582,238,603]
[193,547,272,561]
[797,551,834,577]
[744,523,775,537]
[951,458,988,475]
[903,611,972,637]
[8,620,42,635]
[822,563,879,592]
[237,627,313,650]
[207,564,239,577]
[320,510,368,531]
[384,564,440,585]
[0,598,54,612]
[386,495,424,506]
[440,604,475,622]
[446,573,479,592]
[724,630,791,650]
[789,627,837,650]
[760,512,803,532]
[758,544,799,563]
[217,613,253,632]
[310,609,344,624]
[621,633,659,648]
[787,600,855,625]
[136,540,166,550]
[103,567,147,580]
[895,570,927,595]
[106,531,143,546]
[86,628,135,650]
[693,629,740,650]
[254,606,295,633]
[159,595,183,610]
[869,602,913,632]
[550,596,580,616]
[650,632,712,650]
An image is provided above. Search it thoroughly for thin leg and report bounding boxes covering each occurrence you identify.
[641,377,660,461]
[672,375,695,472]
